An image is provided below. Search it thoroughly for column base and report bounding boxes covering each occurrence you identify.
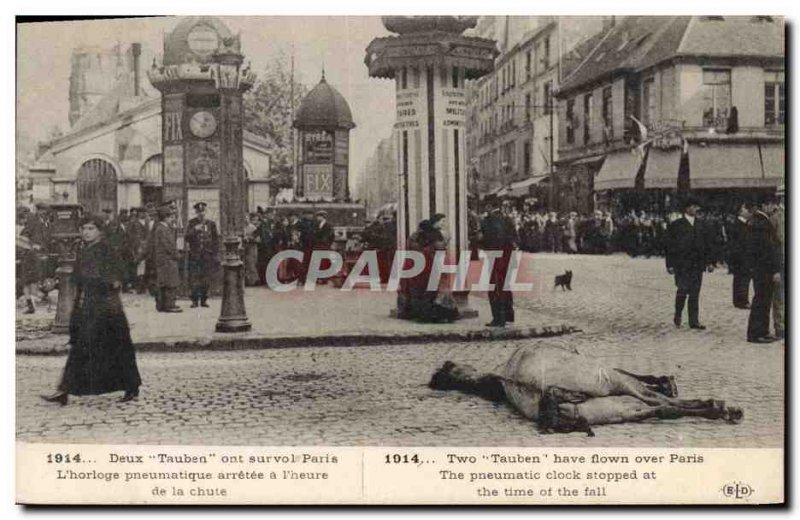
[389,293,478,320]
[215,317,252,333]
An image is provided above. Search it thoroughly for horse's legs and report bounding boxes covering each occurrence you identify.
[614,368,678,397]
[570,397,743,426]
[612,375,719,409]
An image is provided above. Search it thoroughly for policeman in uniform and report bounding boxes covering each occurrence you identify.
[185,202,219,308]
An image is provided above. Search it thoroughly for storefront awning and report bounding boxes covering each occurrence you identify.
[644,148,681,189]
[594,150,642,190]
[502,175,549,197]
[760,144,785,180]
[689,144,776,189]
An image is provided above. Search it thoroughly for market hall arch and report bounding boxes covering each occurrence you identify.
[76,156,120,215]
[140,154,164,208]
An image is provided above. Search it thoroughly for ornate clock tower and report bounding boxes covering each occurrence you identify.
[149,16,256,332]
[148,16,256,237]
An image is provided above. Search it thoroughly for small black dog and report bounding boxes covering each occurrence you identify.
[554,270,573,291]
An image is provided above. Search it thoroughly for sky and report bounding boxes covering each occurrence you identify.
[16,16,398,180]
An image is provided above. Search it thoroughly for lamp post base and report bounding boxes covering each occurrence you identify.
[215,236,252,333]
[52,259,77,335]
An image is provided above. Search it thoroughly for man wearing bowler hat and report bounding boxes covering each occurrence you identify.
[665,196,713,329]
[185,202,219,307]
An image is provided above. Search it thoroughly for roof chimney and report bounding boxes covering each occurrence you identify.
[131,43,142,96]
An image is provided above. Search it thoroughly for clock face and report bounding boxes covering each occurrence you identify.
[190,111,217,138]
[187,25,219,58]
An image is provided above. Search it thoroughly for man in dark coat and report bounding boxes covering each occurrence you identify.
[185,202,219,307]
[20,201,52,313]
[726,203,752,309]
[152,207,182,312]
[127,208,149,294]
[481,207,517,327]
[297,211,316,284]
[665,197,713,329]
[311,210,335,284]
[745,198,782,343]
[142,204,158,299]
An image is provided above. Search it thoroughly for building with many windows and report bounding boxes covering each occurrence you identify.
[554,15,784,214]
[464,16,610,205]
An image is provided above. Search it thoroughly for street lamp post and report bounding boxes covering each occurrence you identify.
[213,48,253,333]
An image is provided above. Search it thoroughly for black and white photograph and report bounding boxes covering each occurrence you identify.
[13,13,786,505]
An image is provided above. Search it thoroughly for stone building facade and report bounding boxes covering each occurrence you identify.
[30,38,271,220]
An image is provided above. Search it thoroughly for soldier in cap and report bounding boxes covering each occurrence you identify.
[151,205,183,312]
[185,202,219,307]
[665,195,713,329]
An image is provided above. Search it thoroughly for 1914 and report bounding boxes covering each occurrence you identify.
[384,453,420,464]
[46,453,82,463]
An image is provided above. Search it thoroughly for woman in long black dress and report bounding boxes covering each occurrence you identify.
[41,215,142,405]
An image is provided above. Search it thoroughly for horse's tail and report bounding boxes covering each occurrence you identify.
[428,361,507,403]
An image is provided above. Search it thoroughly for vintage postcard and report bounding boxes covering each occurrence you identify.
[14,14,785,505]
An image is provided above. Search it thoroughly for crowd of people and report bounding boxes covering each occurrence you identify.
[242,208,336,287]
[470,204,766,267]
[19,189,784,407]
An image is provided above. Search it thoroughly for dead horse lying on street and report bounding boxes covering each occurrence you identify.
[429,344,743,436]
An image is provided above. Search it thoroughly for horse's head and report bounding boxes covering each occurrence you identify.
[428,361,460,391]
[429,361,506,402]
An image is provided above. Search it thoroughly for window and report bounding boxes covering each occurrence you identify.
[526,51,531,79]
[584,93,593,143]
[566,98,575,144]
[525,93,531,122]
[543,81,553,115]
[602,86,613,140]
[511,60,516,87]
[701,69,731,128]
[764,70,785,126]
[524,142,531,175]
[401,67,407,90]
[452,67,459,89]
[542,36,551,69]
[642,77,655,127]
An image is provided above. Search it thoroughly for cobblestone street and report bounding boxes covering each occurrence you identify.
[16,253,784,447]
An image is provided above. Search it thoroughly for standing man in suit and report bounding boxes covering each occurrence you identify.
[152,206,183,313]
[746,197,782,343]
[312,210,335,284]
[727,203,753,309]
[481,207,517,327]
[185,202,219,308]
[769,192,785,339]
[665,197,713,329]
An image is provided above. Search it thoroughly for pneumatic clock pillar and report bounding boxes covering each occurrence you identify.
[212,41,252,332]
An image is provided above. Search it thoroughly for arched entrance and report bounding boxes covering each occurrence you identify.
[76,158,118,215]
[140,154,164,207]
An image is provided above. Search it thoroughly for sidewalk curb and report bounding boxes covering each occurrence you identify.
[16,324,582,356]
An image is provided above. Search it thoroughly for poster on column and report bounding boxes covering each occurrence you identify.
[14,14,786,507]
[394,89,422,130]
